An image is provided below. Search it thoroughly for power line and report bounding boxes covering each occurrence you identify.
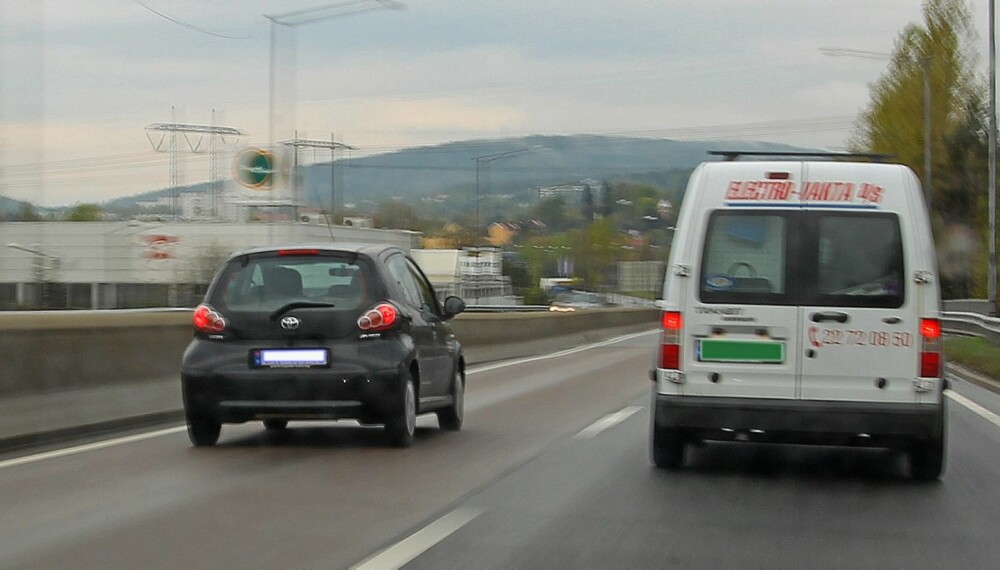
[130,0,253,39]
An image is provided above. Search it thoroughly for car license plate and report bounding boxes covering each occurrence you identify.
[250,348,330,369]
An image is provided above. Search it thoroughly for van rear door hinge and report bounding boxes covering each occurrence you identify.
[673,264,691,277]
[914,270,933,284]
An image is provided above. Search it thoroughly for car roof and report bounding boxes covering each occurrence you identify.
[224,242,403,262]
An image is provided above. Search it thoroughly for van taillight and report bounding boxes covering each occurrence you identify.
[660,311,682,369]
[358,302,399,332]
[919,317,941,378]
[193,304,226,333]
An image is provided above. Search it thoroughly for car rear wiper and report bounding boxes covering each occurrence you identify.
[269,301,336,321]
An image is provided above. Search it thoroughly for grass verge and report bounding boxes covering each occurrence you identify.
[945,336,1000,379]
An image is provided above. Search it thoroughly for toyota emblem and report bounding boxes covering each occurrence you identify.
[280,316,301,330]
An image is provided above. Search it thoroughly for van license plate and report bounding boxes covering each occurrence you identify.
[251,349,330,369]
[698,339,784,364]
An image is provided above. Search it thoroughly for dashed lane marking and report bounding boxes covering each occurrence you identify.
[573,406,643,439]
[351,506,484,570]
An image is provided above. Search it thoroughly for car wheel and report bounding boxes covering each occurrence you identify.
[909,435,945,481]
[187,414,221,447]
[263,419,288,431]
[437,368,464,431]
[651,424,685,469]
[386,375,417,448]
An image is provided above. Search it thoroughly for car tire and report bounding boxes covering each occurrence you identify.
[437,368,464,431]
[263,419,288,431]
[386,375,417,448]
[651,424,685,469]
[187,414,221,447]
[909,434,945,481]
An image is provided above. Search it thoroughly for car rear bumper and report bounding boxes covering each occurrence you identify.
[182,369,402,424]
[653,393,945,446]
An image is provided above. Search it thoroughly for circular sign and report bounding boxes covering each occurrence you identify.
[233,147,275,189]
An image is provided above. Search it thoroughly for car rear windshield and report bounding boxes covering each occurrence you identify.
[699,211,904,308]
[208,253,372,311]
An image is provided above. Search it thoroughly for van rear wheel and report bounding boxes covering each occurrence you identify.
[909,436,945,481]
[651,425,686,469]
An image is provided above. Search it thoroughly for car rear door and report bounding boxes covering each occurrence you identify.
[385,253,448,396]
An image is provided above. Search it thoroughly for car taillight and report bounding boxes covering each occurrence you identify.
[659,311,682,369]
[193,304,226,333]
[919,317,941,377]
[358,302,399,332]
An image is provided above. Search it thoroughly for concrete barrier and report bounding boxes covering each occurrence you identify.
[0,307,660,398]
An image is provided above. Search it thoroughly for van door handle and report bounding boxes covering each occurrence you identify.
[810,311,849,323]
[882,316,902,324]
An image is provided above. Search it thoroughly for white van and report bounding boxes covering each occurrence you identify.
[651,155,946,480]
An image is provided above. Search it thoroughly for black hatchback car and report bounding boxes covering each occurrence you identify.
[180,243,466,448]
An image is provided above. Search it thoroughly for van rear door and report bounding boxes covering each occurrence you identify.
[796,164,919,403]
[684,211,801,400]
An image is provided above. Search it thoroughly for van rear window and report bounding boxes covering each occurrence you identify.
[699,211,904,308]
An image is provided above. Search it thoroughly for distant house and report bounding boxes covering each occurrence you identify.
[487,221,520,246]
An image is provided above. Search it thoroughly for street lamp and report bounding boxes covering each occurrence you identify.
[820,47,933,211]
[473,146,542,241]
[989,0,997,309]
[265,0,403,211]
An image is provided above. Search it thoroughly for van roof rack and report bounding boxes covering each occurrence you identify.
[709,150,895,162]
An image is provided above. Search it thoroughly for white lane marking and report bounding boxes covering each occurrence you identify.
[946,390,1000,429]
[573,406,643,439]
[467,329,658,375]
[351,506,483,570]
[0,426,188,471]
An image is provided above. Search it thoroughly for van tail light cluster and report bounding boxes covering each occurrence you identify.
[919,317,942,378]
[193,304,226,333]
[358,302,399,332]
[659,311,683,369]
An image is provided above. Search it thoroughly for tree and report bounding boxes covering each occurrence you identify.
[600,180,614,217]
[12,203,41,221]
[372,199,427,232]
[65,203,102,221]
[581,184,595,225]
[850,0,987,297]
[532,196,569,232]
[851,0,979,203]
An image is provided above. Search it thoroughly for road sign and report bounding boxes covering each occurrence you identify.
[233,147,275,189]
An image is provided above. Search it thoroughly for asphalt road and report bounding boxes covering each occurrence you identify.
[2,329,999,569]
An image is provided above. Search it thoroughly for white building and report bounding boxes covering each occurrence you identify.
[0,221,419,309]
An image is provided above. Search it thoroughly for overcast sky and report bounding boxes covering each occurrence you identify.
[0,0,994,207]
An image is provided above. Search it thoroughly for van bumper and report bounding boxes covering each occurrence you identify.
[654,394,945,445]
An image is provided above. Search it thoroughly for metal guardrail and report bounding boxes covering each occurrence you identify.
[464,305,551,313]
[463,308,1000,344]
[941,311,1000,345]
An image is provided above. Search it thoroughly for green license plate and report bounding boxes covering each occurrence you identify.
[698,339,784,363]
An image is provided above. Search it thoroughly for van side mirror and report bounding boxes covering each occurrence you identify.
[442,296,466,320]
